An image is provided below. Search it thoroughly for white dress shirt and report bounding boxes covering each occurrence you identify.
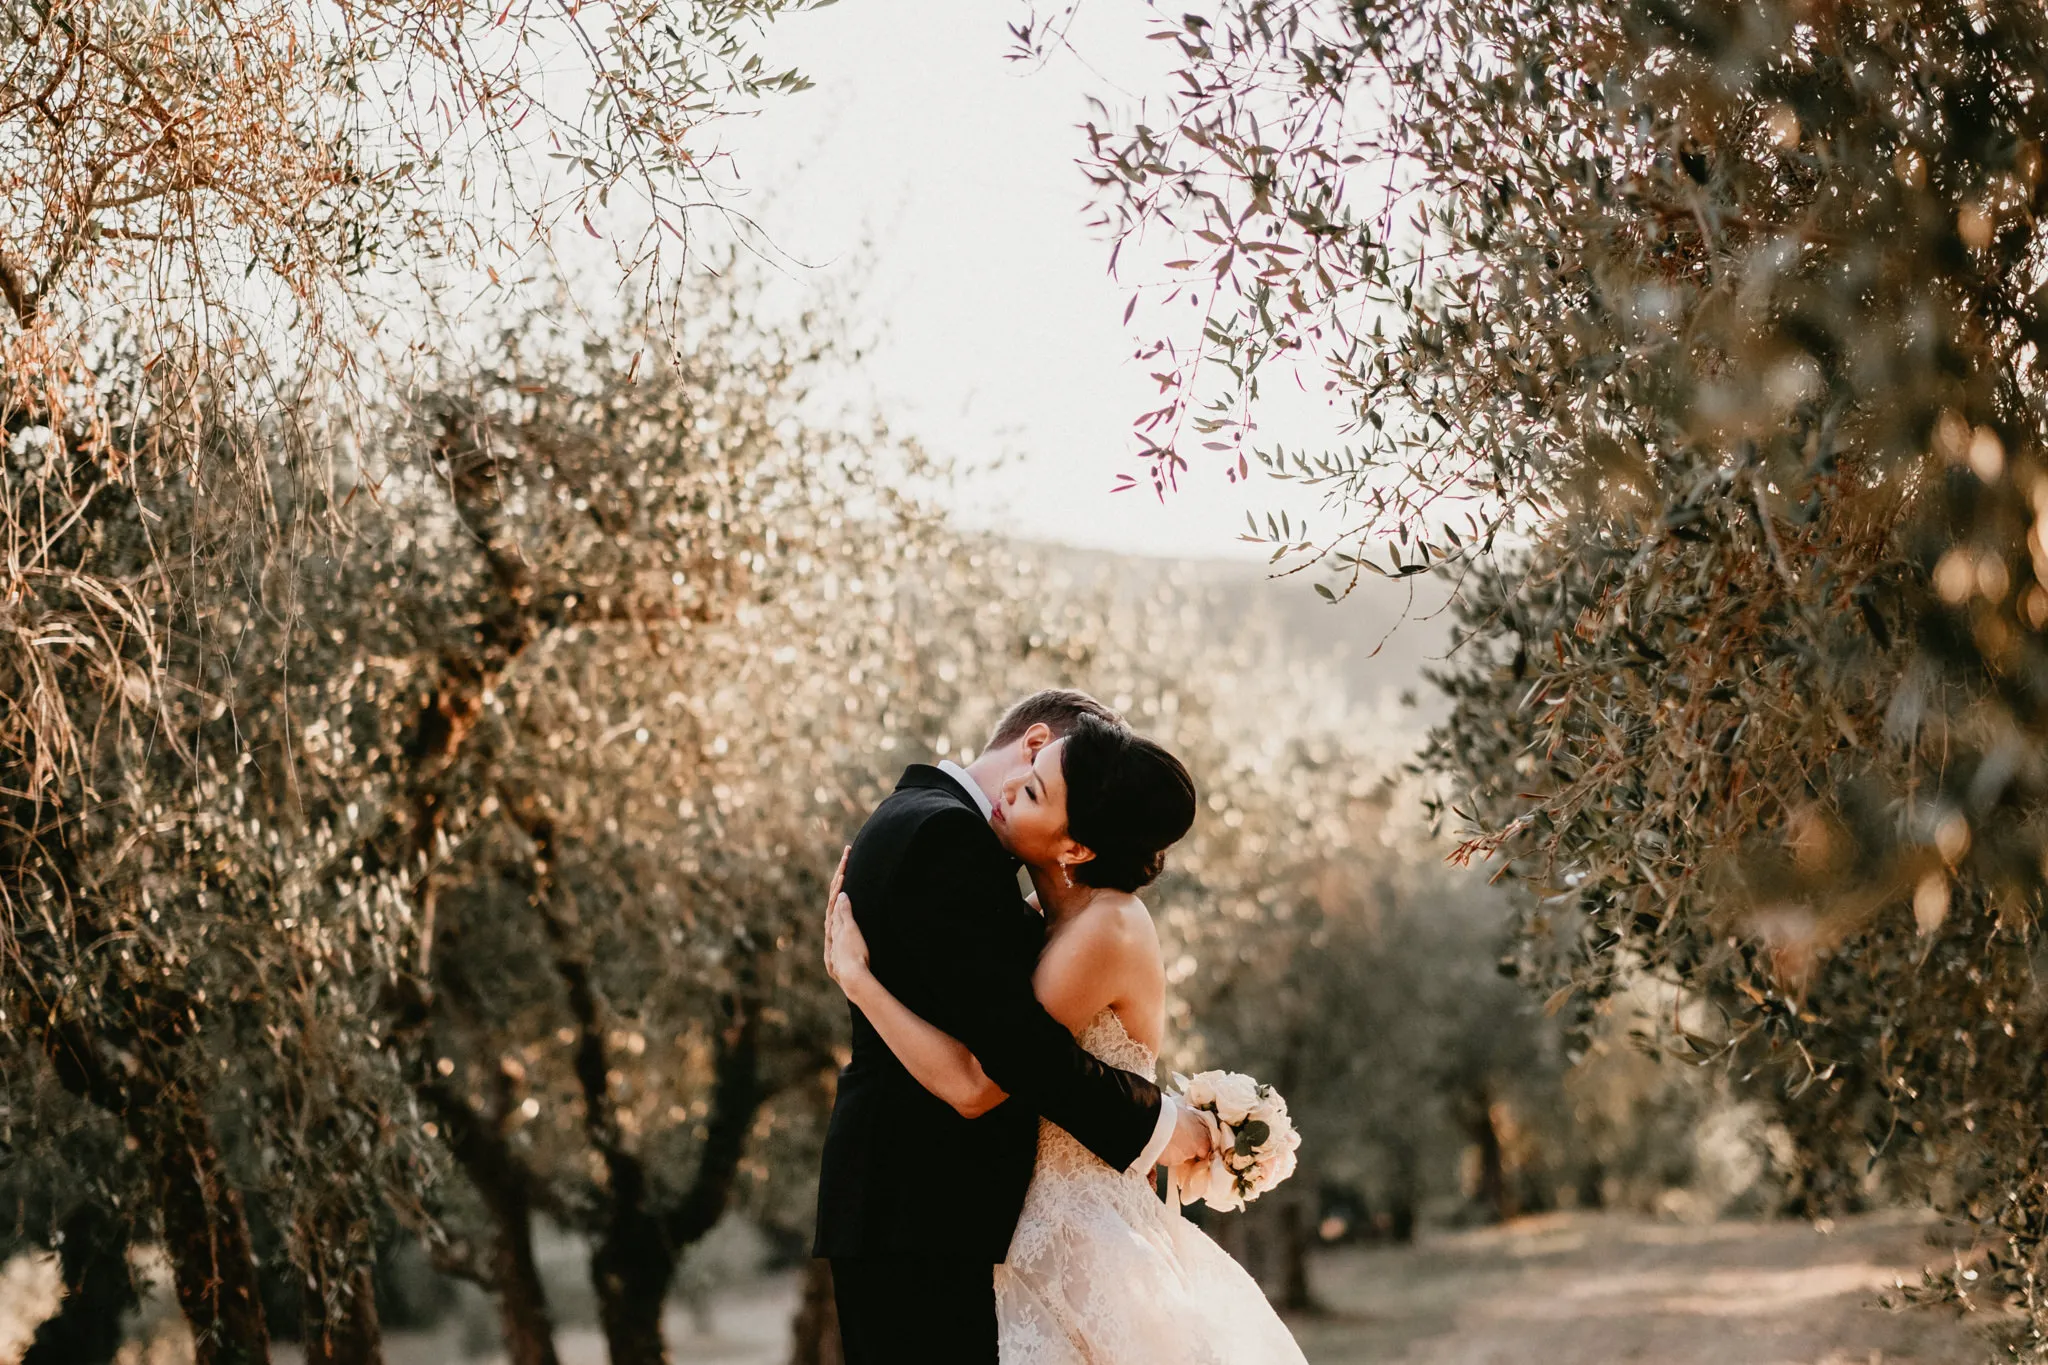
[937,758,993,820]
[934,758,1180,1175]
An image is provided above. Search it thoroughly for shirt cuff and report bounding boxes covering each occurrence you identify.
[1127,1094,1178,1175]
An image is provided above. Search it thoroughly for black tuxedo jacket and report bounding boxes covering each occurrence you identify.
[812,765,1164,1261]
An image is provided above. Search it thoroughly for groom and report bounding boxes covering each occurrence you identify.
[814,689,1213,1363]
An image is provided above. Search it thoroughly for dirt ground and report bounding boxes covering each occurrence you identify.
[5,1210,1994,1365]
[354,1210,1990,1365]
[1289,1210,1987,1365]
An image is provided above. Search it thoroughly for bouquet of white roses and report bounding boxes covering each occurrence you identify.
[1169,1069,1302,1213]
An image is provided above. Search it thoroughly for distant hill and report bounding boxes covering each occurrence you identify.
[1019,541,1461,731]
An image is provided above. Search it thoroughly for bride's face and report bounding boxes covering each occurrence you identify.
[993,737,1088,872]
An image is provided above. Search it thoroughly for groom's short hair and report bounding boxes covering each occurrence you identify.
[987,689,1122,749]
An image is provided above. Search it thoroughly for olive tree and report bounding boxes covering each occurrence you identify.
[1054,0,2048,1350]
[3,4,823,1360]
[0,262,964,1364]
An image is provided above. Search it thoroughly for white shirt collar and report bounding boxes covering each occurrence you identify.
[936,758,994,822]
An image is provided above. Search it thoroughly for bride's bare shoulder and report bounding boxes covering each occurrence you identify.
[1076,892,1162,958]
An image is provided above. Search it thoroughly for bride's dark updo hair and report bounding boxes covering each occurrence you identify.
[1059,712,1198,893]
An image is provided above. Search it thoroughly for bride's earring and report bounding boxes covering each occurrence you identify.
[1058,861,1073,889]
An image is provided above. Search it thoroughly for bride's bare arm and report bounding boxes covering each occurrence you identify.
[823,851,1009,1119]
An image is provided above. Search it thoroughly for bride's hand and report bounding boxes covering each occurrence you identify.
[822,846,871,992]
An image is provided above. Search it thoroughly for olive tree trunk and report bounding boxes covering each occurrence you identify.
[787,1261,842,1365]
[149,1090,273,1365]
[21,1202,137,1365]
[302,1264,384,1365]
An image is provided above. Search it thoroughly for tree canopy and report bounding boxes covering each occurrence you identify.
[1070,0,2048,1350]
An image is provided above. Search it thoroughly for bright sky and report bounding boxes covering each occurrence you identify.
[714,0,1332,561]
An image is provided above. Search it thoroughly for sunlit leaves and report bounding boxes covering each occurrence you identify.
[1067,0,2048,1342]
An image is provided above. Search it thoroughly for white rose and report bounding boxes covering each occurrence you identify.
[1262,1127,1302,1188]
[1180,1071,1220,1111]
[1204,1154,1245,1212]
[1208,1072,1262,1125]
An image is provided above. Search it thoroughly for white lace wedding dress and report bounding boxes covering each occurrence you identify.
[995,1007,1310,1364]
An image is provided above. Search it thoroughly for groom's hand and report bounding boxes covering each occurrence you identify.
[1160,1101,1216,1169]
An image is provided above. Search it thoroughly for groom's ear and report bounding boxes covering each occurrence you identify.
[1018,721,1055,757]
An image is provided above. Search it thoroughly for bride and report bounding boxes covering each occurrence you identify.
[822,712,1309,1364]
